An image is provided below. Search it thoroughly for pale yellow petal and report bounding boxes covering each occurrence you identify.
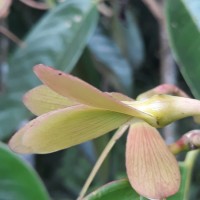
[124,94,200,127]
[126,121,180,199]
[33,64,156,126]
[9,126,34,154]
[107,92,134,101]
[10,105,132,154]
[23,85,77,115]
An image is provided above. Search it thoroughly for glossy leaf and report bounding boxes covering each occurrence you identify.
[165,0,200,99]
[112,7,144,69]
[83,179,140,200]
[34,65,156,125]
[126,121,180,199]
[9,0,98,74]
[84,166,187,200]
[0,142,50,200]
[0,0,98,138]
[9,105,132,154]
[88,25,133,95]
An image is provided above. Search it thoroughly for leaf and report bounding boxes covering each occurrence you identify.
[83,179,140,200]
[168,163,188,200]
[165,0,200,99]
[0,0,98,138]
[126,121,180,199]
[88,25,133,95]
[84,164,187,200]
[0,142,50,200]
[9,105,132,154]
[34,65,156,124]
[111,7,145,69]
[9,0,98,75]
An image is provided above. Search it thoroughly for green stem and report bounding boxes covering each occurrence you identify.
[183,150,200,199]
[77,125,129,200]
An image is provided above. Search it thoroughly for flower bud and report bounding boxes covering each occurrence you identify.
[123,94,200,128]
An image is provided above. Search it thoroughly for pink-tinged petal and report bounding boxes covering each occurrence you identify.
[23,85,77,116]
[33,64,156,126]
[137,84,190,101]
[9,105,133,154]
[108,92,134,101]
[126,121,180,199]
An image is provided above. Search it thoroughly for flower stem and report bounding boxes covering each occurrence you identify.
[77,125,129,200]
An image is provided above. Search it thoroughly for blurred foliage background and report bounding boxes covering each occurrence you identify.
[0,0,200,199]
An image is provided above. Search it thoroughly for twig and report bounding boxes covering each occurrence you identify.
[19,0,50,10]
[0,26,23,46]
[142,0,163,21]
[98,3,113,17]
[0,0,12,19]
[0,20,9,93]
[77,125,129,199]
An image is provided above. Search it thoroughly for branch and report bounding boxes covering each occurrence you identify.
[142,0,163,21]
[0,26,23,46]
[19,0,49,10]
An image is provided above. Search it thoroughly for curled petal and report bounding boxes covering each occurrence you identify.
[137,84,189,101]
[33,64,156,126]
[126,121,180,199]
[23,85,77,116]
[9,105,132,154]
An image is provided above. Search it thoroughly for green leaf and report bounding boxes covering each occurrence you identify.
[168,163,187,200]
[84,164,188,200]
[83,179,140,200]
[88,25,133,95]
[0,0,98,138]
[0,142,50,200]
[111,7,144,69]
[165,0,200,99]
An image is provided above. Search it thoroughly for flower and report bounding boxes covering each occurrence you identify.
[9,64,200,199]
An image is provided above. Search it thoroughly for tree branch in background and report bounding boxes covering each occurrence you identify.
[0,26,23,46]
[0,20,9,93]
[0,0,12,19]
[142,0,163,21]
[141,0,177,143]
[19,0,49,10]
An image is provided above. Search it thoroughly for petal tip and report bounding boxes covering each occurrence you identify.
[126,122,180,199]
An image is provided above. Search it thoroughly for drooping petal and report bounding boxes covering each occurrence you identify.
[126,121,180,199]
[33,64,156,126]
[23,85,77,116]
[9,105,133,154]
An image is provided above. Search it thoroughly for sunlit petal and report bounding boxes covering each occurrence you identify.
[23,85,77,115]
[33,64,156,126]
[9,105,133,154]
[126,121,180,199]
